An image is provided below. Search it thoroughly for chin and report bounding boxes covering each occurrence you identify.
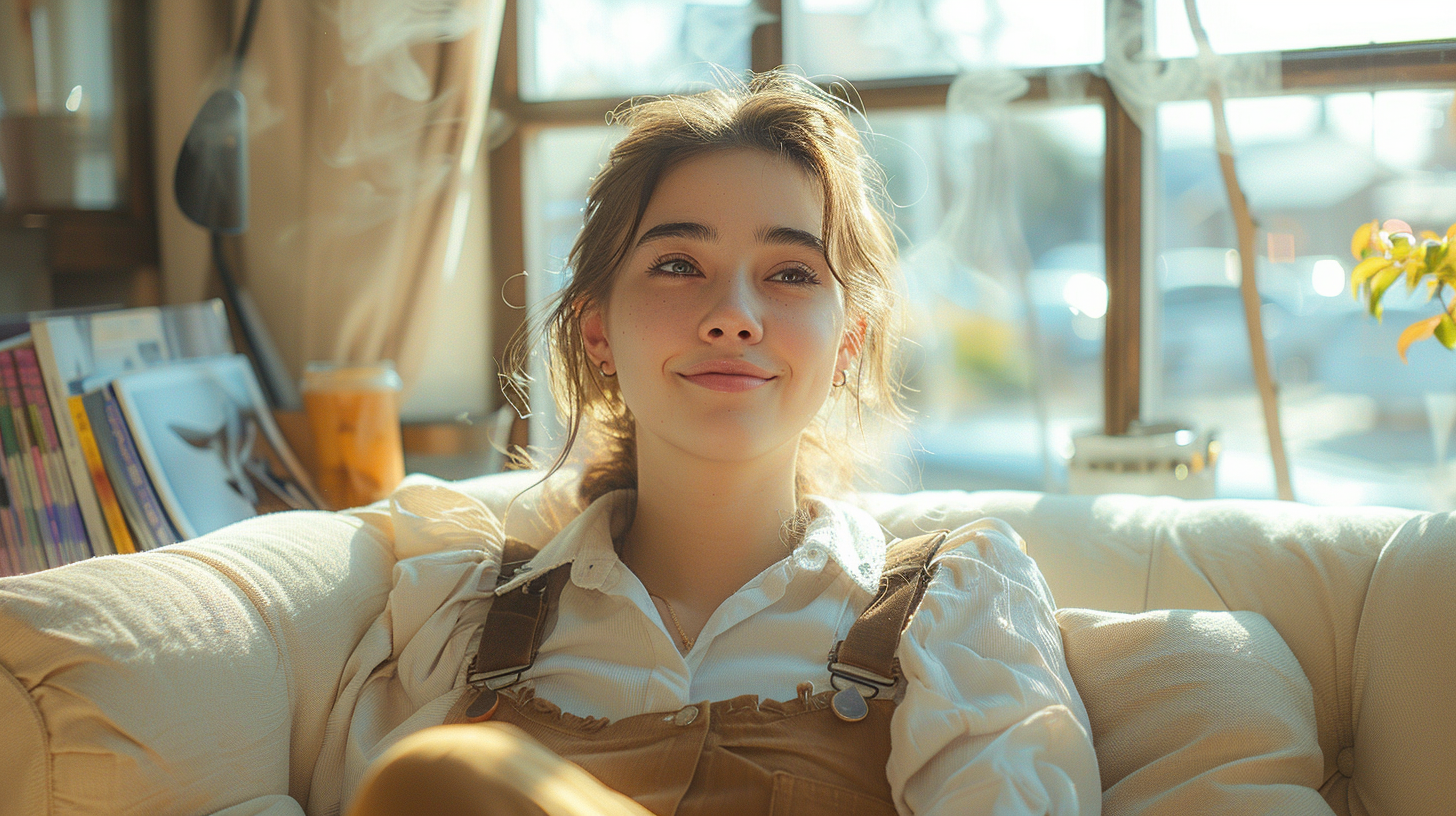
[660,417,806,464]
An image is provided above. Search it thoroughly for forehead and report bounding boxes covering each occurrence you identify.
[637,148,825,239]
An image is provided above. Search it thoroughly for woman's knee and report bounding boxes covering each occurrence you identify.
[348,723,549,816]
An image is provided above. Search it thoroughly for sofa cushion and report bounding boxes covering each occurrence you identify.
[0,509,393,816]
[1345,510,1456,815]
[1057,608,1332,815]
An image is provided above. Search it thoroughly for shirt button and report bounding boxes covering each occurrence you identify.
[672,705,699,727]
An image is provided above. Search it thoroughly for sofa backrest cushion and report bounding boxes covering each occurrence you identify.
[0,509,394,816]
[1057,608,1331,815]
[1343,510,1456,816]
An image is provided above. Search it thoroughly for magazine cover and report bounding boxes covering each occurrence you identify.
[29,300,232,553]
[108,355,321,539]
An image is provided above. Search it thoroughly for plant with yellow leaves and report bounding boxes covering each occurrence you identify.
[1350,218,1456,362]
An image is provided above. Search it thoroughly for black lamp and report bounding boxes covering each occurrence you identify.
[173,0,298,410]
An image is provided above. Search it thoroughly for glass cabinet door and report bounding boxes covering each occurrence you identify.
[0,0,125,212]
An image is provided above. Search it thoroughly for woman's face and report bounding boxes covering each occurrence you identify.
[581,148,859,467]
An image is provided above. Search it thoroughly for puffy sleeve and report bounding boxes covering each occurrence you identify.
[887,518,1101,816]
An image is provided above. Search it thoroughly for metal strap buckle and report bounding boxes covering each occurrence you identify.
[468,663,529,690]
[827,639,897,700]
[828,661,896,699]
[497,560,533,583]
[827,647,896,722]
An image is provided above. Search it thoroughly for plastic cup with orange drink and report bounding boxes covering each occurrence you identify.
[300,361,405,509]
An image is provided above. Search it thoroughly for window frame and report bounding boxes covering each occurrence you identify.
[487,0,1456,439]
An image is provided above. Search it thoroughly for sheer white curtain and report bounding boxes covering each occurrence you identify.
[148,0,504,401]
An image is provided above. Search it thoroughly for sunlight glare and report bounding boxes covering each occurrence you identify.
[1063,272,1108,319]
[1311,259,1345,297]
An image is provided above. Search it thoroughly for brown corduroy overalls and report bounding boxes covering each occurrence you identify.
[434,529,950,816]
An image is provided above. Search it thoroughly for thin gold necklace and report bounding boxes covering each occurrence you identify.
[649,592,695,652]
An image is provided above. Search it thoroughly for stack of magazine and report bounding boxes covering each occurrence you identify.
[0,300,322,577]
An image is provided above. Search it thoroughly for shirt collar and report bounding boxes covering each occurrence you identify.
[493,490,889,596]
[494,489,631,594]
[798,495,888,594]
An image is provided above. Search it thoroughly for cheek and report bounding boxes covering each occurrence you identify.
[780,302,845,377]
[606,292,680,368]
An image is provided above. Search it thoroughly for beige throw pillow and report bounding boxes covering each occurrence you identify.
[1056,608,1333,816]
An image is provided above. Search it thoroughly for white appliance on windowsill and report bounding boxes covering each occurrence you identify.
[1069,421,1219,499]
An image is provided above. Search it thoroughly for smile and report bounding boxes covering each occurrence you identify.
[677,358,776,392]
[679,373,774,392]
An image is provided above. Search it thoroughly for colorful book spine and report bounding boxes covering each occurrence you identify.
[68,394,137,555]
[15,347,92,563]
[29,321,113,556]
[81,389,159,553]
[0,351,62,568]
[0,474,15,575]
[82,387,179,550]
[0,368,45,574]
[0,425,24,575]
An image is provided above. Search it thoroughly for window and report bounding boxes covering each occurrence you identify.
[1152,89,1456,506]
[868,104,1105,491]
[785,0,1104,79]
[519,0,756,100]
[491,0,1456,510]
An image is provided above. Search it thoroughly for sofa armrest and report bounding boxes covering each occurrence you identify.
[0,509,394,816]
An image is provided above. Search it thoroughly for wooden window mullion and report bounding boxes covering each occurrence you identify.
[1102,83,1142,435]
[752,0,784,73]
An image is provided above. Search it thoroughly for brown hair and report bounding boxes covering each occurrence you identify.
[504,70,906,508]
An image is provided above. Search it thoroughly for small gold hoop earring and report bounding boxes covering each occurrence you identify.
[832,369,847,388]
[599,360,615,378]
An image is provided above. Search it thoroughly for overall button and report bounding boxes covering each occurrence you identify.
[673,705,699,727]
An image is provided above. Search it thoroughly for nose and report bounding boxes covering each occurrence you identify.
[700,273,762,344]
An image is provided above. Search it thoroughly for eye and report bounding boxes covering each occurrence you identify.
[770,264,821,286]
[649,256,700,277]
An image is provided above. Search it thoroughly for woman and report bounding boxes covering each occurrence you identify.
[344,70,1099,815]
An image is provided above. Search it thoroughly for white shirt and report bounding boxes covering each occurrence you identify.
[306,480,1101,816]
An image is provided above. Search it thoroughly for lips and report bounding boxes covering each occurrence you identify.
[678,358,775,392]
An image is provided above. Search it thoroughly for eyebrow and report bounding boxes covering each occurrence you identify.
[633,221,827,258]
[636,221,718,245]
[756,226,826,257]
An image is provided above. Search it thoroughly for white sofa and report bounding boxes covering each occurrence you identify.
[1,470,1451,816]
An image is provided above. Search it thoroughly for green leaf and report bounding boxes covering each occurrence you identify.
[1426,240,1449,272]
[1368,264,1403,320]
[1436,313,1456,350]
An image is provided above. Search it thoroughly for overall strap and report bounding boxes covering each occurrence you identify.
[828,529,951,721]
[465,538,570,692]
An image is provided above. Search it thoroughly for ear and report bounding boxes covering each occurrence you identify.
[580,302,614,376]
[836,315,866,373]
